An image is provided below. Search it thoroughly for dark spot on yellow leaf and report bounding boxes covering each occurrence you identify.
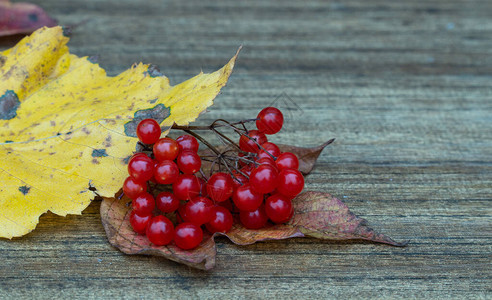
[149,98,157,104]
[92,158,100,164]
[50,121,56,126]
[123,104,170,137]
[0,90,20,120]
[145,65,163,77]
[0,56,5,67]
[4,140,13,143]
[92,149,108,157]
[104,135,112,147]
[18,186,30,195]
[82,127,91,135]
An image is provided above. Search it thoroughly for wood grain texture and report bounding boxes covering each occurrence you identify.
[1,0,491,298]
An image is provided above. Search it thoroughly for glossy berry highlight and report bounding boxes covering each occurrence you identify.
[174,223,203,250]
[176,135,199,152]
[277,168,304,197]
[136,119,161,144]
[256,107,283,134]
[128,155,154,182]
[146,215,174,246]
[206,206,233,233]
[123,176,146,199]
[207,172,234,202]
[154,160,179,184]
[129,211,152,235]
[153,137,179,161]
[265,194,293,224]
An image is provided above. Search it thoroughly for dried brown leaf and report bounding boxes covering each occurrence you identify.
[278,139,334,174]
[101,190,405,270]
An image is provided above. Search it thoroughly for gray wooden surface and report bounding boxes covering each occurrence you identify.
[1,0,491,298]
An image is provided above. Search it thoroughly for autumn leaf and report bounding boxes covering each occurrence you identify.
[100,142,405,270]
[223,192,406,246]
[277,139,334,175]
[0,0,56,37]
[0,26,240,238]
[101,191,405,270]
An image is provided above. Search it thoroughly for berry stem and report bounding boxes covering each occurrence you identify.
[171,118,257,131]
[199,169,209,181]
[181,129,221,156]
[211,127,245,153]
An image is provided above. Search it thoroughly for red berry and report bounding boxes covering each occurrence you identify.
[128,155,154,182]
[185,196,214,225]
[217,199,234,212]
[176,135,199,152]
[154,160,179,184]
[265,194,293,223]
[256,107,283,134]
[257,157,278,170]
[206,172,234,202]
[177,203,189,223]
[277,168,304,197]
[276,152,299,170]
[177,150,202,174]
[149,158,159,184]
[129,210,152,234]
[156,191,180,213]
[173,174,201,200]
[233,183,263,212]
[132,192,155,216]
[136,119,161,144]
[130,152,149,160]
[240,164,254,176]
[206,206,233,233]
[258,142,281,159]
[239,205,269,229]
[174,222,203,250]
[250,164,278,194]
[153,137,179,161]
[239,130,268,153]
[123,176,146,199]
[146,215,174,246]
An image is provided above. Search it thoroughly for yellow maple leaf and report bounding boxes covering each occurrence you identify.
[0,26,239,239]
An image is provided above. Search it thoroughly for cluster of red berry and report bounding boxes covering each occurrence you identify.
[122,107,304,250]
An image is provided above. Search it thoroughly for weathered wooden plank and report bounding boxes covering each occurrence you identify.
[0,0,490,298]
